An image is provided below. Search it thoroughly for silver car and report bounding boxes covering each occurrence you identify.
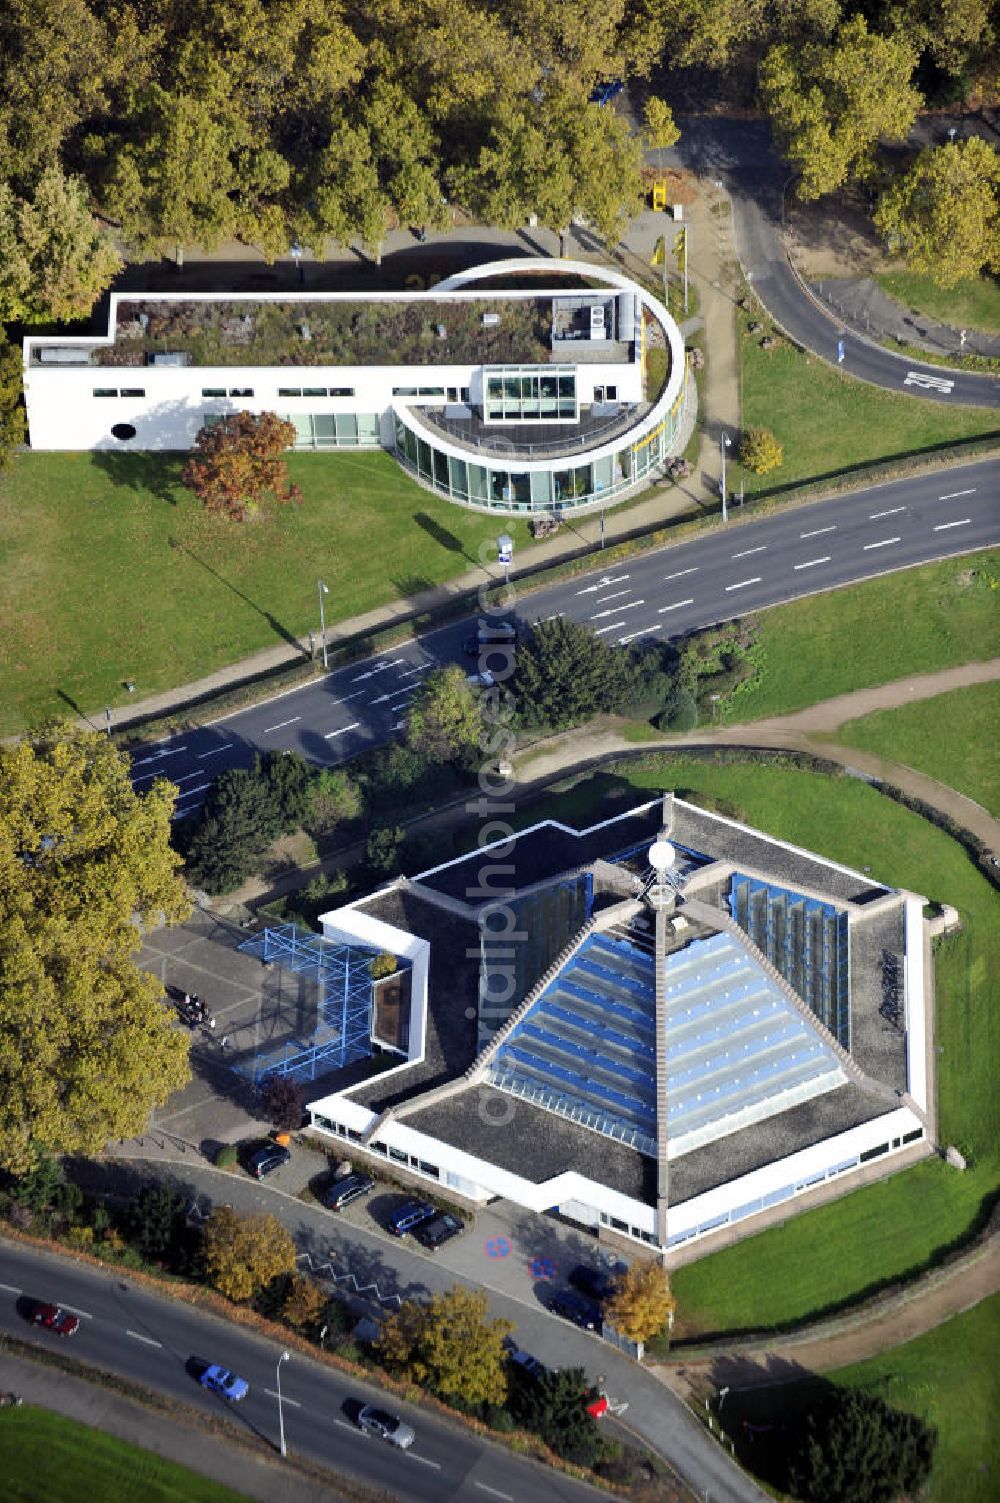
[357,1404,415,1449]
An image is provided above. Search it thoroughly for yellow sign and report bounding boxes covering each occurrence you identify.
[651,236,665,267]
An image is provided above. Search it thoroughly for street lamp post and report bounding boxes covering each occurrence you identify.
[317,578,329,669]
[291,242,304,284]
[276,1350,290,1457]
[720,432,731,523]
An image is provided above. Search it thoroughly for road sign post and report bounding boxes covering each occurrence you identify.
[497,532,514,585]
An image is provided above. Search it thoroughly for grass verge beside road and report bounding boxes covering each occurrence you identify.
[874,272,1000,336]
[3,1406,253,1503]
[533,754,1000,1335]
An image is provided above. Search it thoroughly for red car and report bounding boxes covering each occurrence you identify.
[33,1303,80,1337]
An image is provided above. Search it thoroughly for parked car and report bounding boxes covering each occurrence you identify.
[244,1142,291,1180]
[199,1364,249,1402]
[357,1404,415,1448]
[464,621,518,656]
[510,1347,549,1382]
[550,1288,602,1331]
[569,1263,621,1303]
[386,1198,436,1237]
[322,1172,375,1212]
[32,1303,80,1337]
[412,1211,464,1251]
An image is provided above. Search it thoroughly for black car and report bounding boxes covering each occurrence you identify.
[321,1173,375,1211]
[244,1143,291,1180]
[568,1263,620,1302]
[412,1212,464,1250]
[550,1288,602,1331]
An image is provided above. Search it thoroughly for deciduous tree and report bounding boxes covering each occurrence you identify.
[0,168,122,323]
[0,329,25,470]
[203,1205,297,1302]
[875,138,1000,288]
[407,666,482,762]
[128,1183,189,1261]
[604,1261,676,1343]
[282,1272,327,1330]
[259,1075,305,1130]
[643,97,681,152]
[305,768,363,835]
[0,726,190,1173]
[740,426,783,474]
[377,1285,512,1406]
[182,412,299,522]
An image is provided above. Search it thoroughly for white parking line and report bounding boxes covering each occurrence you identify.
[262,716,300,734]
[595,620,627,634]
[800,525,836,539]
[264,1389,302,1407]
[793,556,831,571]
[174,770,211,784]
[323,722,361,739]
[657,598,694,614]
[939,488,976,500]
[869,507,906,519]
[197,746,229,759]
[731,545,765,559]
[474,1483,514,1501]
[126,1330,162,1347]
[725,577,762,591]
[933,519,971,531]
[862,537,900,551]
[663,566,699,581]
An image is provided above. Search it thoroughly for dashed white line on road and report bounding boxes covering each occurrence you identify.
[264,1389,302,1407]
[0,1282,22,1294]
[793,556,831,571]
[61,1304,92,1320]
[657,598,694,614]
[473,1484,514,1501]
[197,746,229,759]
[333,1418,356,1432]
[934,519,971,531]
[132,746,187,768]
[663,566,699,581]
[323,722,361,739]
[396,665,430,679]
[869,506,906,519]
[328,691,366,705]
[171,784,211,815]
[591,600,644,620]
[262,716,300,734]
[619,626,660,643]
[595,620,627,634]
[939,488,976,500]
[800,525,836,539]
[174,770,212,783]
[540,611,564,621]
[862,537,900,551]
[126,1330,162,1347]
[731,545,766,559]
[594,588,632,604]
[385,692,415,708]
[725,577,762,592]
[407,1454,442,1470]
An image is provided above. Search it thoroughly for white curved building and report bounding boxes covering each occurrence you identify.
[22,259,689,516]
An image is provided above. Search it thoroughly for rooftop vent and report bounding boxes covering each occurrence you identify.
[148,351,190,367]
[36,347,91,365]
[298,322,311,341]
[482,312,501,327]
[436,323,447,339]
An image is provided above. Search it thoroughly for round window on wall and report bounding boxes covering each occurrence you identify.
[111,422,137,441]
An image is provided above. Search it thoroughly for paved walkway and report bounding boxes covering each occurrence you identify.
[805,274,1000,363]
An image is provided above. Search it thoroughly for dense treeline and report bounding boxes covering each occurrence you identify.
[0,0,997,325]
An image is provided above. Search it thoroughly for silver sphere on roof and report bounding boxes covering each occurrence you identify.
[648,840,676,874]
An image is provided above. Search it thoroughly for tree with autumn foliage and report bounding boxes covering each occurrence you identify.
[203,1205,297,1302]
[376,1285,512,1406]
[282,1272,327,1330]
[182,412,301,522]
[604,1259,676,1344]
[0,725,191,1173]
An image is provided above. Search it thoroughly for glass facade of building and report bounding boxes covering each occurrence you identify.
[483,367,577,423]
[280,411,381,449]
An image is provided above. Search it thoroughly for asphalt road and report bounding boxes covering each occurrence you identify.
[134,458,1000,819]
[668,116,1000,409]
[0,1239,610,1503]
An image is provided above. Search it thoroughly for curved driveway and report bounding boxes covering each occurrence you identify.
[667,117,1000,409]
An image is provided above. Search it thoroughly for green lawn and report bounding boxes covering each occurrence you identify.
[0,450,533,735]
[531,755,1000,1335]
[728,549,1000,721]
[738,318,1000,496]
[4,1406,253,1502]
[875,271,1000,336]
[838,681,1000,817]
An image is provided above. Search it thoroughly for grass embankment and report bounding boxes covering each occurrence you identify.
[838,681,1000,818]
[874,271,1000,336]
[3,1406,253,1503]
[531,755,1000,1335]
[0,450,530,736]
[737,312,1000,497]
[729,549,1000,721]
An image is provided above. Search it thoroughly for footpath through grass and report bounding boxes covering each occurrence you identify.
[738,315,1000,497]
[874,271,1000,336]
[535,755,1000,1335]
[0,450,530,736]
[838,681,1000,817]
[4,1406,253,1503]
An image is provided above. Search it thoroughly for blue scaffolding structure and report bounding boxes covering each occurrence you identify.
[237,924,374,1092]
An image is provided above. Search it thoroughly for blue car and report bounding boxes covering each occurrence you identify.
[199,1364,249,1401]
[387,1199,436,1237]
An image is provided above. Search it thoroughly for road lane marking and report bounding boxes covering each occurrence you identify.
[407,1454,442,1470]
[793,556,831,571]
[657,598,694,613]
[595,620,627,634]
[576,574,628,594]
[594,588,632,604]
[592,600,644,620]
[862,537,900,551]
[725,577,762,591]
[170,784,211,815]
[396,665,430,679]
[328,691,366,705]
[939,488,976,500]
[324,723,361,740]
[619,626,660,643]
[174,770,211,784]
[262,716,300,734]
[934,519,971,531]
[474,1484,514,1501]
[731,545,765,559]
[540,611,564,621]
[904,371,954,393]
[800,525,836,539]
[197,746,229,759]
[334,1419,356,1432]
[131,747,187,768]
[61,1304,92,1319]
[126,1330,162,1347]
[264,1389,302,1407]
[663,567,698,581]
[0,1282,22,1294]
[869,507,906,519]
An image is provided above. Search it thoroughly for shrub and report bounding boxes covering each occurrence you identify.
[259,1075,305,1130]
[214,1144,239,1169]
[740,426,783,474]
[366,823,405,877]
[370,952,398,979]
[658,686,699,731]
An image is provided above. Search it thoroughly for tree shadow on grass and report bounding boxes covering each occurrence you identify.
[168,538,308,656]
[90,450,187,506]
[414,511,480,567]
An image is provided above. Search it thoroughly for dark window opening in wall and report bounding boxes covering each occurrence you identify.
[302,386,326,397]
[93,388,117,397]
[606,384,618,400]
[447,386,458,402]
[202,387,226,397]
[609,1216,628,1233]
[111,423,137,441]
[389,1147,408,1164]
[418,1160,440,1179]
[347,1127,362,1142]
[903,1127,924,1144]
[329,387,355,398]
[120,387,146,398]
[229,387,254,397]
[860,1141,890,1163]
[461,387,470,403]
[278,387,302,397]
